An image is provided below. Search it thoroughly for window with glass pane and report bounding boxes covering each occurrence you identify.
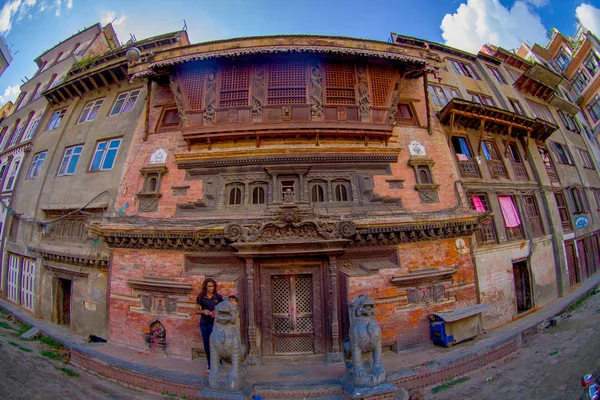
[555,192,572,231]
[587,94,600,123]
[252,186,265,204]
[487,65,507,84]
[90,138,121,171]
[554,49,570,71]
[311,184,325,202]
[5,160,20,191]
[428,85,461,107]
[58,145,83,176]
[584,51,599,76]
[578,148,595,169]
[449,59,480,79]
[229,187,242,205]
[78,99,104,123]
[110,90,141,115]
[508,99,525,115]
[550,142,574,165]
[558,110,579,133]
[470,92,496,106]
[9,123,24,148]
[451,136,480,177]
[594,189,600,211]
[0,164,6,180]
[482,140,508,178]
[22,116,40,142]
[569,188,590,214]
[334,182,350,201]
[571,69,590,94]
[46,109,66,130]
[27,151,47,179]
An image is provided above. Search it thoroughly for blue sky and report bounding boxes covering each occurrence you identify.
[0,0,599,106]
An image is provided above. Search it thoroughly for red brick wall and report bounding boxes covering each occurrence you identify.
[348,236,476,349]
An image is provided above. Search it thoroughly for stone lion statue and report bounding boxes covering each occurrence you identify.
[208,298,246,391]
[343,294,386,387]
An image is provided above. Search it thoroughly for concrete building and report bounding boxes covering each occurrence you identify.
[0,35,13,78]
[0,28,188,339]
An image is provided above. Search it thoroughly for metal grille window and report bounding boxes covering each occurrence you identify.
[90,138,121,171]
[507,143,528,180]
[509,99,526,115]
[179,65,205,110]
[487,65,507,84]
[110,89,141,115]
[78,99,104,123]
[27,151,47,179]
[58,145,83,176]
[555,192,572,231]
[428,84,461,107]
[523,195,544,237]
[549,141,574,165]
[578,148,595,169]
[46,109,67,131]
[558,110,580,133]
[267,60,307,105]
[587,94,600,123]
[369,64,395,107]
[449,59,480,79]
[469,92,496,106]
[571,68,590,94]
[482,140,508,178]
[324,62,356,105]
[467,192,496,245]
[584,51,600,76]
[219,64,251,108]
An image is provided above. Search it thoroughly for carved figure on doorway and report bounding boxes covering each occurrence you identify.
[208,298,246,391]
[343,294,385,387]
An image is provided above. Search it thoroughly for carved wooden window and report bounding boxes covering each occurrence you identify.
[482,140,508,179]
[334,183,350,202]
[555,192,572,232]
[158,108,180,130]
[228,185,243,205]
[324,62,356,105]
[310,181,326,202]
[523,195,544,237]
[396,103,417,125]
[219,64,251,108]
[267,60,307,105]
[251,186,266,205]
[467,192,496,245]
[370,64,395,107]
[507,143,528,180]
[179,64,205,110]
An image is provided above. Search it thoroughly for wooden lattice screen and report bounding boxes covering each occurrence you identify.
[219,64,251,108]
[324,62,356,105]
[267,60,307,105]
[369,64,395,107]
[179,65,205,110]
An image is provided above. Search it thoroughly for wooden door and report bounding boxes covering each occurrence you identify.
[565,241,579,287]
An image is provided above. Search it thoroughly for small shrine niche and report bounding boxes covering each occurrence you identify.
[407,154,439,204]
[137,163,168,212]
[146,320,167,353]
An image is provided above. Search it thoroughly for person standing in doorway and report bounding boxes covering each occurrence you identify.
[196,278,223,374]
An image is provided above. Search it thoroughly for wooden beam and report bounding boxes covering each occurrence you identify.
[79,79,91,94]
[108,69,121,88]
[525,130,531,161]
[56,88,68,102]
[71,83,83,98]
[443,109,534,132]
[504,125,512,157]
[62,85,75,99]
[143,79,152,141]
[98,72,110,88]
[478,119,485,155]
[120,65,130,82]
[90,75,102,93]
[533,83,545,98]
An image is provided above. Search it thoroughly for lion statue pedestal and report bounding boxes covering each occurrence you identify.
[341,294,408,400]
[197,298,252,400]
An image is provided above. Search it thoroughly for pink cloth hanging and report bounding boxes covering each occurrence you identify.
[498,196,521,228]
[471,196,486,212]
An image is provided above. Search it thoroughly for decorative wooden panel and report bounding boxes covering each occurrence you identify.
[179,65,205,111]
[267,60,307,105]
[324,62,356,105]
[370,64,395,107]
[219,64,251,108]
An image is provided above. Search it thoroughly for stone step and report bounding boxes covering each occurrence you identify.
[252,381,343,399]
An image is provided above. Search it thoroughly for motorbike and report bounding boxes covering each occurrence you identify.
[580,374,600,400]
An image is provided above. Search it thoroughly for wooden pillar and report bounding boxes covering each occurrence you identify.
[245,258,260,365]
[327,255,343,364]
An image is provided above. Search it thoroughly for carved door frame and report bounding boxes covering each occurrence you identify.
[258,258,326,357]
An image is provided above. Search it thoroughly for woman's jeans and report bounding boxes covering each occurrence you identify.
[200,323,214,369]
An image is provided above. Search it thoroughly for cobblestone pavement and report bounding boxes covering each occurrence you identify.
[422,288,600,400]
[0,311,167,400]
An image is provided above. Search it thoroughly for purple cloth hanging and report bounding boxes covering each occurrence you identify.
[498,196,521,228]
[471,196,486,212]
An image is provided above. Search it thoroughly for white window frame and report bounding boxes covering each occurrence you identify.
[7,254,20,303]
[9,123,25,148]
[90,138,121,171]
[57,145,83,176]
[78,99,104,124]
[110,89,141,116]
[4,156,23,191]
[46,109,67,131]
[27,151,47,179]
[22,115,41,142]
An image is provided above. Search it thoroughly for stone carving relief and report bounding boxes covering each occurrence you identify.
[204,69,217,124]
[343,294,385,388]
[282,106,292,121]
[252,64,265,120]
[168,75,189,127]
[146,320,167,352]
[208,299,246,391]
[409,141,425,156]
[337,107,347,121]
[149,148,167,164]
[386,73,402,124]
[357,64,371,122]
[310,61,323,120]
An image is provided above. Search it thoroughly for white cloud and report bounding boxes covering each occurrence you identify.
[440,0,548,53]
[66,0,72,9]
[576,3,600,38]
[524,0,548,7]
[54,0,61,16]
[101,10,126,27]
[0,84,21,106]
[0,0,23,34]
[0,0,70,34]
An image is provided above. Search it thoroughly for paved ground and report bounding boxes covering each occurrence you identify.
[422,287,600,400]
[0,310,166,400]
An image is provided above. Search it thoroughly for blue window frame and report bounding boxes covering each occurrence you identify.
[27,151,47,179]
[90,138,121,171]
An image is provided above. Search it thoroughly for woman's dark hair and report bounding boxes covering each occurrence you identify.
[199,278,218,299]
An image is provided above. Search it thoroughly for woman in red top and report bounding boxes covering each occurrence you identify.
[196,278,223,373]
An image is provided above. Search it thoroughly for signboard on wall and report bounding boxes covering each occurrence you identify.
[575,215,589,229]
